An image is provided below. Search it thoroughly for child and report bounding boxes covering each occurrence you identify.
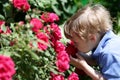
[64,4,120,80]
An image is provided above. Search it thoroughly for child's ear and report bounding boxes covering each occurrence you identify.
[88,34,96,41]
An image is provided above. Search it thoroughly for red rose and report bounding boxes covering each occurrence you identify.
[41,12,59,22]
[36,32,49,51]
[30,18,43,33]
[0,55,16,80]
[50,72,64,80]
[57,51,70,62]
[50,23,62,41]
[65,41,78,57]
[13,0,30,12]
[54,41,65,53]
[56,51,70,72]
[68,72,79,80]
[56,60,69,72]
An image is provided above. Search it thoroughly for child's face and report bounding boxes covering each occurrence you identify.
[70,31,95,53]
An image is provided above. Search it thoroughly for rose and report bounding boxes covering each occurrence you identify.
[56,51,70,72]
[36,32,49,51]
[0,55,16,80]
[65,41,87,76]
[50,72,64,80]
[53,41,65,53]
[56,60,69,72]
[41,12,59,22]
[68,72,79,80]
[50,23,62,41]
[30,18,43,33]
[13,0,30,12]
[65,41,78,57]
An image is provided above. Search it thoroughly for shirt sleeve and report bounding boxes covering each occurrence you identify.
[100,53,120,80]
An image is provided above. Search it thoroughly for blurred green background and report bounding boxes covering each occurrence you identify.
[53,0,120,34]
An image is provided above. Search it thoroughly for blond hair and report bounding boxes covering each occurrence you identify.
[64,4,112,40]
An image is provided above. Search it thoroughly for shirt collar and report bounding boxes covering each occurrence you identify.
[92,30,116,58]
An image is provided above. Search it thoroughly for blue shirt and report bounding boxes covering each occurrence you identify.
[92,30,120,80]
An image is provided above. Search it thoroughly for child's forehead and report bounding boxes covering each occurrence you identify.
[70,31,83,39]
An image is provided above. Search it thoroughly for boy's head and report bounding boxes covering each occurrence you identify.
[64,4,112,40]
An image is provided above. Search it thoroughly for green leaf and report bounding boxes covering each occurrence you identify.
[43,57,48,61]
[29,51,39,60]
[3,3,13,18]
[4,52,11,56]
[1,24,7,32]
[0,50,11,57]
[49,67,58,74]
[6,18,14,23]
[51,0,62,16]
[32,41,38,48]
[81,0,89,6]
[0,14,5,20]
[44,50,51,57]
[51,4,62,16]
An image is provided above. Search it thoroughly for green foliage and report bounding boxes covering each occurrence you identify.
[52,0,82,24]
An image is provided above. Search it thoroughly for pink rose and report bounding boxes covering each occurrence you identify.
[43,26,50,36]
[18,21,24,26]
[0,55,16,80]
[56,60,70,72]
[13,0,30,12]
[50,23,62,41]
[68,72,79,80]
[56,51,70,72]
[57,51,70,62]
[54,41,65,53]
[50,72,64,80]
[41,12,59,22]
[36,32,49,50]
[30,18,43,33]
[37,42,48,51]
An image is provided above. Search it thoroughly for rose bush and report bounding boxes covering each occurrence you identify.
[0,0,81,80]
